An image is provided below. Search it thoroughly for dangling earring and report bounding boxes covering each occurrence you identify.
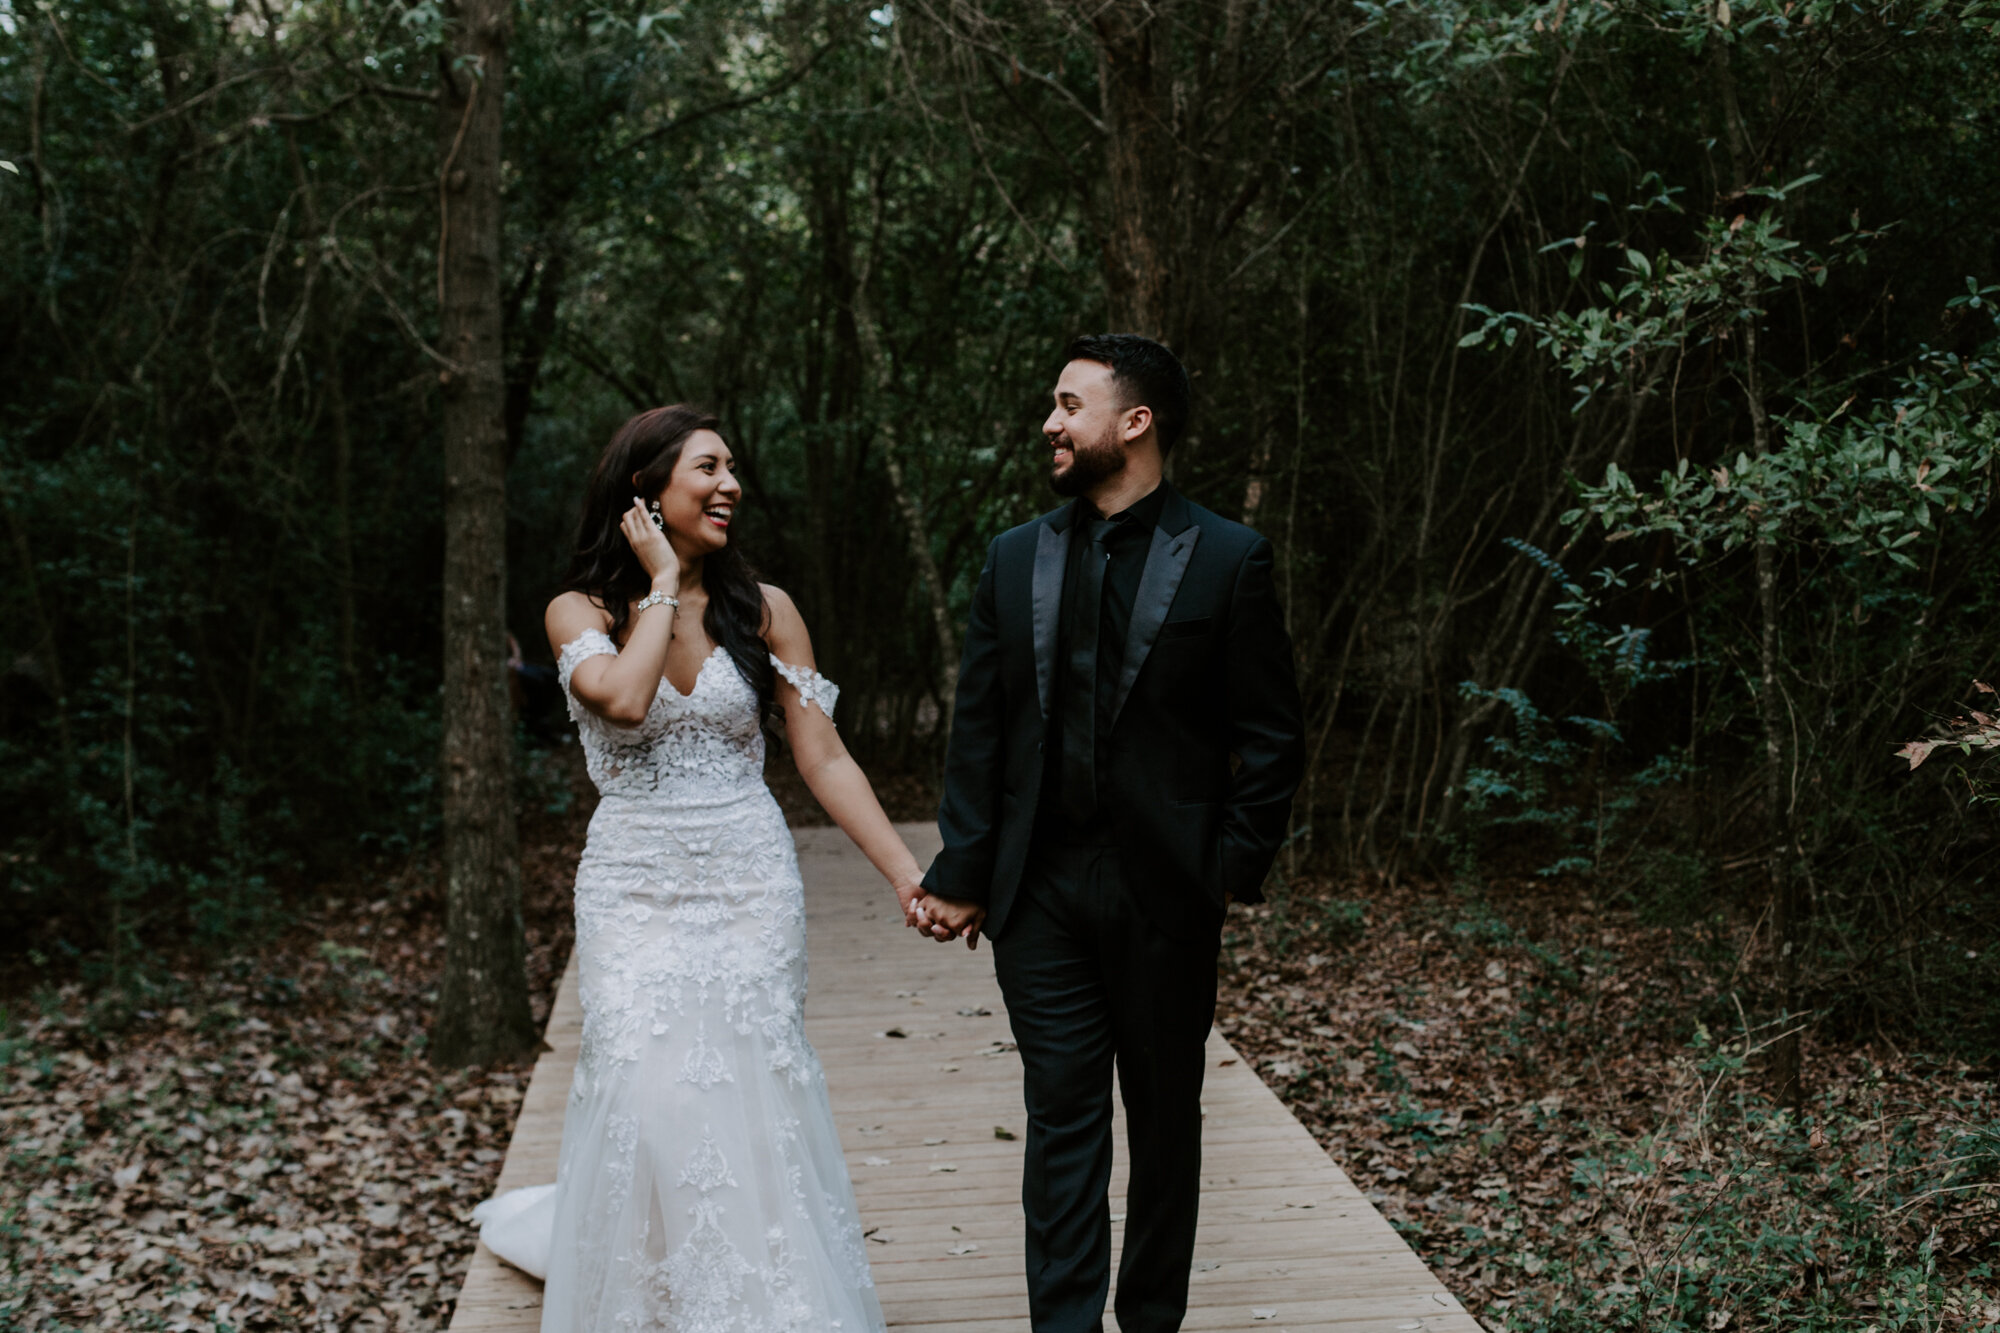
[648,499,666,534]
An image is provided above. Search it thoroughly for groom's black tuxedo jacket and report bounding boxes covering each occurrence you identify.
[925,481,1305,941]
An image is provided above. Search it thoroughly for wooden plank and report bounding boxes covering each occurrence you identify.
[800,825,1475,1333]
[450,823,1477,1333]
[445,953,576,1329]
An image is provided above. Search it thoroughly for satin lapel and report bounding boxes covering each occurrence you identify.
[1031,519,1067,719]
[1111,523,1201,727]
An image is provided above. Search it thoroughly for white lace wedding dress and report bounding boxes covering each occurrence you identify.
[472,630,886,1333]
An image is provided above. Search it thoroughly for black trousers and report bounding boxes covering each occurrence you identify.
[992,843,1220,1333]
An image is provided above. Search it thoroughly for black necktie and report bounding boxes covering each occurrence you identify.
[1060,518,1116,822]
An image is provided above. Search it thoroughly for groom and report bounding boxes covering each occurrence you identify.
[916,334,1305,1333]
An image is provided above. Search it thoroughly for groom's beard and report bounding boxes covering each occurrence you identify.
[1048,430,1124,497]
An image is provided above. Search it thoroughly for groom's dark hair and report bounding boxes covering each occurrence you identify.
[1063,333,1193,456]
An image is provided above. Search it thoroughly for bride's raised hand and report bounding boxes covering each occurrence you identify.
[621,497,680,589]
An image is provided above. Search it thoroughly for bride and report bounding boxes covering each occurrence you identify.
[473,405,937,1332]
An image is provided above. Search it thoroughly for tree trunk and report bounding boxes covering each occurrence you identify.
[799,150,860,645]
[0,463,78,809]
[431,0,537,1069]
[505,243,567,466]
[1713,14,1802,1104]
[116,457,142,992]
[1090,0,1182,346]
[1744,294,1801,1107]
[328,322,360,701]
[852,166,961,728]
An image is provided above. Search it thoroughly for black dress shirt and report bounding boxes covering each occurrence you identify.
[1036,483,1169,842]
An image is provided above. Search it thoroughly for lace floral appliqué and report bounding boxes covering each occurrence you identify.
[769,655,838,719]
[500,631,880,1332]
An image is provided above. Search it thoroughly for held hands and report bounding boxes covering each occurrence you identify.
[885,871,981,947]
[890,875,926,931]
[911,893,986,950]
[621,497,680,590]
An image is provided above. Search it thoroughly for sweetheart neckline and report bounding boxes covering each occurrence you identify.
[660,643,727,701]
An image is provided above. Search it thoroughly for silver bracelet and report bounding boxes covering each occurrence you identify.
[635,589,679,614]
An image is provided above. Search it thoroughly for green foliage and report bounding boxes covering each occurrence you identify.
[1456,542,1695,889]
[1899,682,2000,808]
[1572,341,2000,569]
[0,0,1075,978]
[6,0,2000,1056]
[1458,160,2000,1050]
[1457,680,1693,881]
[1464,175,1848,412]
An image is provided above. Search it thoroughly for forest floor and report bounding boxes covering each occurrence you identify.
[1218,868,2000,1327]
[2,753,1994,1330]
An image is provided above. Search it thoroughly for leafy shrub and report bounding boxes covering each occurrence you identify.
[1462,169,2000,1058]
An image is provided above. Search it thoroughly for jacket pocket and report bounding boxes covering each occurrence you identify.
[1156,615,1212,642]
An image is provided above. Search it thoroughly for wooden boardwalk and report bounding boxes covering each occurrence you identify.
[449,824,1478,1333]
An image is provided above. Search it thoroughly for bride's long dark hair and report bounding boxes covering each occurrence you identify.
[562,405,774,712]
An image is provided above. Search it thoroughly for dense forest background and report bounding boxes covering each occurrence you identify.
[4,0,1999,1067]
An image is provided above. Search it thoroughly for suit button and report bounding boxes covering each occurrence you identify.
[1037,741,1045,753]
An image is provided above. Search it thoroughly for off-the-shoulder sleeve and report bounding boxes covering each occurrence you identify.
[557,629,618,702]
[770,655,838,719]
